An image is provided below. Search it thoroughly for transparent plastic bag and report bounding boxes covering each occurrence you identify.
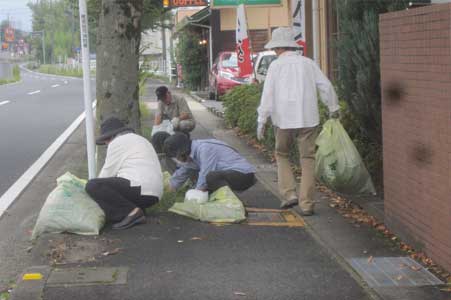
[169,186,246,223]
[315,119,376,195]
[151,119,174,136]
[32,172,105,239]
[184,189,209,204]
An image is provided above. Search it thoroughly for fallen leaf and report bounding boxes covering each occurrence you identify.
[190,237,203,241]
[396,275,403,281]
[177,240,184,243]
[410,266,421,271]
[102,248,121,256]
[234,291,246,296]
[367,256,374,264]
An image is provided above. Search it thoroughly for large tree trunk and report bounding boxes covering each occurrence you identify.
[96,0,143,132]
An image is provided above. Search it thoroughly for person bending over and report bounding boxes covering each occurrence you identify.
[163,133,256,193]
[86,117,163,230]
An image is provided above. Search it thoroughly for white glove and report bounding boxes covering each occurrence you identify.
[171,117,180,129]
[257,122,265,141]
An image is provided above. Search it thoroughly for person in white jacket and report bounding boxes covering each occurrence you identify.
[85,117,163,230]
[257,27,340,216]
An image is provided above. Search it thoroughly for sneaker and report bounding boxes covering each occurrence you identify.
[112,208,146,230]
[280,198,298,209]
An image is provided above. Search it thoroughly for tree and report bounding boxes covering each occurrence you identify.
[96,0,144,131]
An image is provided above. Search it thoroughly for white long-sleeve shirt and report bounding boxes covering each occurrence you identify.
[99,133,163,198]
[257,51,339,129]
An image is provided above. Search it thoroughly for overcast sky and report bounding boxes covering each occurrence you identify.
[0,0,35,32]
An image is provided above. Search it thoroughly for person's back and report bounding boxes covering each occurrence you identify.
[111,133,163,198]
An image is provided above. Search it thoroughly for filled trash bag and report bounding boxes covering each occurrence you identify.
[169,186,246,223]
[315,119,376,195]
[151,119,174,136]
[32,172,105,239]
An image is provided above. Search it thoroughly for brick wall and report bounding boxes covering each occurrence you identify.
[380,4,451,272]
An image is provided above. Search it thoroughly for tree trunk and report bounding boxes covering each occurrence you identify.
[96,0,143,132]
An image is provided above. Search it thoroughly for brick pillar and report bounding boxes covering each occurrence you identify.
[380,4,451,272]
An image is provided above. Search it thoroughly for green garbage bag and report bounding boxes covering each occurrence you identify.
[315,119,376,195]
[32,172,105,239]
[169,186,246,223]
[146,171,190,214]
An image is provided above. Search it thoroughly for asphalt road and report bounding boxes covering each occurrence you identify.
[0,66,95,197]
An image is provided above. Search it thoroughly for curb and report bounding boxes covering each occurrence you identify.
[20,65,85,80]
[188,92,225,118]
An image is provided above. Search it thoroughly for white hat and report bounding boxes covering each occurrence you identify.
[264,27,300,50]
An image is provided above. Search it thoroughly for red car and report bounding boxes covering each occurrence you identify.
[209,51,252,100]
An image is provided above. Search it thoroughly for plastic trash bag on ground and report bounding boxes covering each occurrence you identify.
[315,119,376,195]
[32,172,105,239]
[151,119,174,136]
[169,186,246,223]
[185,189,209,204]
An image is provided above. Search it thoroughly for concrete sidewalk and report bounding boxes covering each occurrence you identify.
[0,80,447,300]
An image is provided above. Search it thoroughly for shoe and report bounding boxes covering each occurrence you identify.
[112,208,146,230]
[280,198,298,209]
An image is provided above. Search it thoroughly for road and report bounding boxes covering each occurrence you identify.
[0,66,95,198]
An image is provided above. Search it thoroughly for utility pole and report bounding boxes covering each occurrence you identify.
[161,19,167,75]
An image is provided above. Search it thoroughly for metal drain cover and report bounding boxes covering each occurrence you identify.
[46,267,128,287]
[349,257,443,287]
[246,208,304,227]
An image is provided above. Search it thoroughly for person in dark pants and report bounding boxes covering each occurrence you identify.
[163,133,256,193]
[85,117,163,230]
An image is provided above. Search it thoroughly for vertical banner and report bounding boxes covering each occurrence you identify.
[236,4,253,77]
[291,0,306,55]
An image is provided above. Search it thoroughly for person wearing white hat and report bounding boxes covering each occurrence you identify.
[256,27,340,216]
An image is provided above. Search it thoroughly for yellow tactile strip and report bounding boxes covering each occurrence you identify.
[245,207,305,227]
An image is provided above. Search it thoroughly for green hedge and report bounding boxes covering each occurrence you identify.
[38,64,83,77]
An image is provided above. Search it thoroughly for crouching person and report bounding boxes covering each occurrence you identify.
[86,117,163,230]
[163,133,256,193]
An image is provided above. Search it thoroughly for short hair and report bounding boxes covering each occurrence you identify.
[151,131,171,154]
[155,86,169,101]
[163,132,191,159]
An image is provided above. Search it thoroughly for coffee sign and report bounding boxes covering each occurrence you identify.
[164,0,207,7]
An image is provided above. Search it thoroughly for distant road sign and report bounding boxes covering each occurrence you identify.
[4,27,15,42]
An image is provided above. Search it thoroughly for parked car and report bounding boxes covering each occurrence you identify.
[209,51,253,100]
[252,50,277,83]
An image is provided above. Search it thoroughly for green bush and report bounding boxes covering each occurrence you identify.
[0,64,21,85]
[38,64,83,77]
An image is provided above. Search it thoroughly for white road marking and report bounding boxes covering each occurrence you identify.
[51,84,60,88]
[63,80,68,84]
[28,90,41,95]
[0,101,10,106]
[0,100,97,218]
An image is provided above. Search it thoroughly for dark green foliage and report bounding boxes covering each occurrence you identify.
[334,0,418,192]
[176,30,206,90]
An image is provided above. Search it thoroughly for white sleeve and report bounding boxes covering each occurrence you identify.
[98,141,123,178]
[257,65,275,124]
[314,63,340,113]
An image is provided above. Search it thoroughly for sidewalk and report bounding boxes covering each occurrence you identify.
[0,80,447,300]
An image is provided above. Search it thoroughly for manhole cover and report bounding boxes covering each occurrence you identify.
[245,208,304,227]
[46,267,128,287]
[349,257,443,287]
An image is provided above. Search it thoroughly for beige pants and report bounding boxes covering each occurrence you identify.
[275,126,319,211]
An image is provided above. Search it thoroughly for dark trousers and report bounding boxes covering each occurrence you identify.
[85,177,158,222]
[206,170,256,193]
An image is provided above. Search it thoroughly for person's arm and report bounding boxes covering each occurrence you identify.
[169,166,194,191]
[195,148,218,190]
[98,141,123,178]
[313,62,340,114]
[176,96,193,121]
[154,102,163,125]
[257,64,276,125]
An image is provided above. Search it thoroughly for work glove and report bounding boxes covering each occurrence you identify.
[257,122,265,141]
[329,110,340,119]
[171,117,180,129]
